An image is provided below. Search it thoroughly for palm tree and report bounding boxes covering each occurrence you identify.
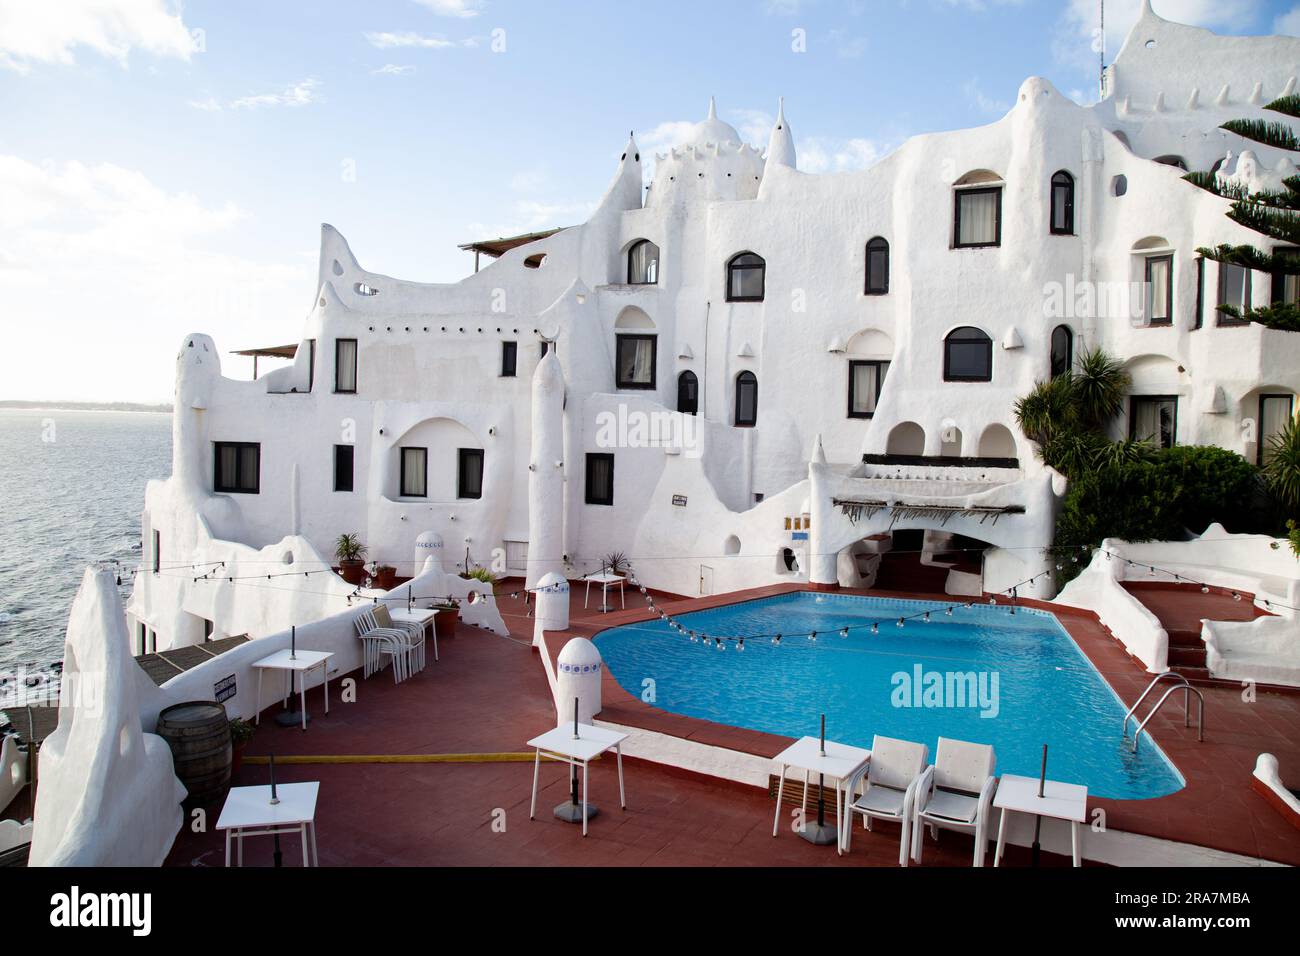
[1071,347,1129,430]
[1262,417,1300,511]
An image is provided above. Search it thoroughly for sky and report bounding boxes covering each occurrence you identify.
[1,0,1298,403]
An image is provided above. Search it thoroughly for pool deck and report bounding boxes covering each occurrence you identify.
[540,582,1300,866]
[164,580,1300,867]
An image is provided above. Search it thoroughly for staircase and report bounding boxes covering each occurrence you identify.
[1122,582,1269,683]
[872,551,953,594]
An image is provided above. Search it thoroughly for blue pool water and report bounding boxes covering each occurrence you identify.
[596,593,1184,800]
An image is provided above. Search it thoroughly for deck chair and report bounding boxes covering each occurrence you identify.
[911,737,997,867]
[841,735,929,865]
[372,604,426,675]
[353,610,409,683]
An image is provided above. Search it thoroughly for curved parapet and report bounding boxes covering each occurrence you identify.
[29,569,184,866]
[1252,754,1300,831]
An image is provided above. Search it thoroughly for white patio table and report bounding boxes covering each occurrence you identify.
[216,782,319,867]
[770,736,871,855]
[527,722,628,836]
[993,773,1088,867]
[252,649,333,731]
[583,572,626,613]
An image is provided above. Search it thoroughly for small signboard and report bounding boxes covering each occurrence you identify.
[791,532,809,541]
[672,494,688,507]
[214,674,237,703]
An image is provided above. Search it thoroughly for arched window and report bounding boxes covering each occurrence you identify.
[734,371,758,427]
[953,171,1003,248]
[943,327,993,382]
[1050,325,1073,379]
[1050,171,1074,235]
[627,240,659,285]
[865,238,890,295]
[726,252,766,302]
[677,370,699,415]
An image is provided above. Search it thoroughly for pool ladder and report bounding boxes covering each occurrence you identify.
[1122,672,1204,754]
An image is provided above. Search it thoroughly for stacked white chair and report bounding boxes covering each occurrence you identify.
[353,610,410,683]
[841,735,929,865]
[372,604,426,675]
[911,737,998,867]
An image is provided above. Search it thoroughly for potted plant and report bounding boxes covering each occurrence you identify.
[432,596,460,640]
[335,533,368,586]
[229,717,254,776]
[601,551,632,577]
[370,562,397,591]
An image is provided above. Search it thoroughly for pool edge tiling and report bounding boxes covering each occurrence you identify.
[541,584,1300,866]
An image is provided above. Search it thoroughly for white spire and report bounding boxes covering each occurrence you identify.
[765,97,796,170]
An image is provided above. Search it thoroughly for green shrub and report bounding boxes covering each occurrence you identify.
[1265,95,1300,119]
[1157,445,1260,536]
[1221,119,1300,151]
[1263,418,1300,512]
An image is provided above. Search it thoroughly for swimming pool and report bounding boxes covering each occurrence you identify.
[596,592,1184,800]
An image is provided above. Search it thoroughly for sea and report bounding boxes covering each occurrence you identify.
[0,408,171,705]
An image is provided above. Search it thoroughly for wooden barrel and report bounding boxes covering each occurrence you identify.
[156,701,232,808]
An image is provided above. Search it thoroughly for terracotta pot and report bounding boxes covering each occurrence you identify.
[372,566,398,591]
[339,559,366,585]
[434,607,459,640]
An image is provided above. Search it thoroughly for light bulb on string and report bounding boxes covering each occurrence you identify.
[945,607,953,616]
[923,612,930,623]
[839,628,849,639]
[773,633,782,645]
[808,631,818,643]
[737,638,745,652]
[896,618,904,628]
[871,623,879,635]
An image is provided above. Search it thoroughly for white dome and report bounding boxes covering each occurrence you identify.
[683,97,742,148]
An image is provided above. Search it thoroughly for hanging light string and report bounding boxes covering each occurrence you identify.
[1094,548,1299,614]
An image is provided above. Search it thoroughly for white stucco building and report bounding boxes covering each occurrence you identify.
[129,4,1300,652]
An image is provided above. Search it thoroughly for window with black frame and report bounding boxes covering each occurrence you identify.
[615,334,656,389]
[677,370,698,415]
[735,371,758,427]
[458,448,484,499]
[501,341,517,377]
[585,453,614,506]
[1273,249,1300,307]
[954,187,1002,248]
[1258,394,1295,465]
[400,447,428,498]
[1050,325,1073,379]
[1144,254,1173,326]
[334,338,357,393]
[1217,261,1251,325]
[1050,171,1074,235]
[865,238,889,294]
[1129,396,1178,449]
[628,240,660,285]
[214,442,260,494]
[334,445,354,492]
[848,360,889,418]
[943,327,993,382]
[726,252,765,301]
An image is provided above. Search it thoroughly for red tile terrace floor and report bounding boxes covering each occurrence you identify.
[167,580,1300,867]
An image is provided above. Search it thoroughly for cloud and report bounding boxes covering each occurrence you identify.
[942,0,1026,10]
[0,0,195,73]
[412,0,485,17]
[1053,0,1265,74]
[763,0,811,13]
[1277,5,1300,36]
[0,155,312,402]
[466,199,594,241]
[797,136,888,173]
[229,78,321,110]
[372,63,416,76]
[963,77,1010,116]
[364,30,476,49]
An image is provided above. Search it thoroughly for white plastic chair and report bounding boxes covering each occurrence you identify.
[911,737,997,867]
[841,735,929,865]
[373,604,426,674]
[353,611,408,683]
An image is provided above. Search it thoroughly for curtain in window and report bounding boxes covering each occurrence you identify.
[401,449,426,497]
[218,444,238,488]
[1146,257,1171,322]
[460,450,484,498]
[238,447,258,491]
[1220,264,1249,311]
[629,241,659,284]
[1133,400,1175,448]
[1260,396,1295,463]
[336,339,357,392]
[619,337,654,385]
[958,191,998,245]
[736,373,758,425]
[587,455,613,503]
[851,363,884,415]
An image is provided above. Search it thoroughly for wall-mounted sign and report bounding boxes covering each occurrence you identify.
[791,532,809,542]
[672,495,688,507]
[214,674,237,703]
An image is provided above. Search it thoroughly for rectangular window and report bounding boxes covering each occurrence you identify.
[848,360,889,418]
[1273,248,1300,307]
[334,445,354,492]
[458,448,484,499]
[335,338,358,393]
[1129,396,1178,449]
[501,341,518,377]
[1194,258,1205,329]
[540,341,553,358]
[307,339,316,392]
[400,447,427,498]
[1217,262,1251,326]
[137,621,147,655]
[585,453,614,506]
[203,618,214,641]
[954,187,1002,248]
[152,529,161,573]
[214,442,260,494]
[1259,394,1295,465]
[1145,254,1173,326]
[615,334,657,389]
